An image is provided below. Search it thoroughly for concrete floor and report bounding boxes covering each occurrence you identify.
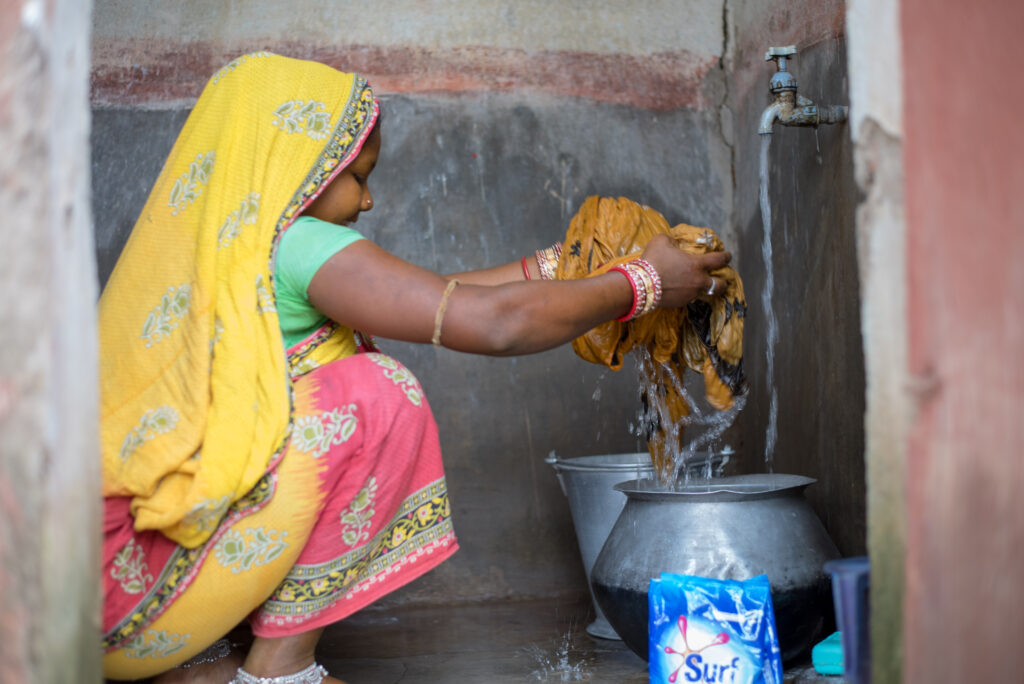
[315,596,841,683]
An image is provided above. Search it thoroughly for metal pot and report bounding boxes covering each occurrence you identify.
[547,451,727,640]
[590,473,840,662]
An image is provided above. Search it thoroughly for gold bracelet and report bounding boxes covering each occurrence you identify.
[633,265,657,316]
[432,279,460,347]
[535,242,562,280]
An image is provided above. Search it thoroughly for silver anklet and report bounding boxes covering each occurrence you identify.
[230,662,328,684]
[180,638,233,668]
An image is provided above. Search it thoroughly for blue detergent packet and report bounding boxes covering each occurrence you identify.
[649,573,783,684]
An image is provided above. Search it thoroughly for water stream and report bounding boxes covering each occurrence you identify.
[759,134,779,469]
[631,347,742,488]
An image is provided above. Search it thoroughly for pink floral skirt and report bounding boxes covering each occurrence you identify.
[101,352,458,679]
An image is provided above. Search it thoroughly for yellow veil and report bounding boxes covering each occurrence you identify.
[100,54,378,548]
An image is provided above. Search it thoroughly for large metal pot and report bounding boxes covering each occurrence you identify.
[590,474,840,662]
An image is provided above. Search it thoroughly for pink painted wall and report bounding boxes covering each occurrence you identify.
[902,1,1024,680]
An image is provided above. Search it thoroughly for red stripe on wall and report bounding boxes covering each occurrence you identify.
[91,41,718,111]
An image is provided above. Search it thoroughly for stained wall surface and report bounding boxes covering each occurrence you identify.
[91,0,725,112]
[726,0,866,558]
[90,0,733,605]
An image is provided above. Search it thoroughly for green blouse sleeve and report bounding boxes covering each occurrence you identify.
[275,215,366,347]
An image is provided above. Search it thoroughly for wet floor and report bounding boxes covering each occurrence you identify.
[315,596,841,683]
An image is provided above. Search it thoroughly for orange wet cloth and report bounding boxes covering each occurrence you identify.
[555,196,747,478]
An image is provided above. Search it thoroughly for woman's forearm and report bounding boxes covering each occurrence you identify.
[437,274,631,355]
[309,242,593,351]
[444,256,537,285]
[307,236,730,357]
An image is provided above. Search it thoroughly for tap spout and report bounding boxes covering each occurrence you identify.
[758,91,849,135]
[759,99,785,135]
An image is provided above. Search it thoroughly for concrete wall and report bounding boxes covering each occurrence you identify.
[0,0,100,681]
[90,0,733,606]
[846,0,906,680]
[725,0,866,558]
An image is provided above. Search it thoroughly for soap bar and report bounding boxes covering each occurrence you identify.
[811,631,844,676]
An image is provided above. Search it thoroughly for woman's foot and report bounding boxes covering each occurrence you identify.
[239,628,342,683]
[230,663,343,683]
[151,641,244,683]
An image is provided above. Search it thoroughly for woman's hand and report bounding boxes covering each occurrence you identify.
[639,234,732,308]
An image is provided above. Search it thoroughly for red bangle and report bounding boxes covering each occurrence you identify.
[521,256,531,280]
[610,266,640,321]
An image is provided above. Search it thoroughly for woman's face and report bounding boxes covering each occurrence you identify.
[304,125,381,226]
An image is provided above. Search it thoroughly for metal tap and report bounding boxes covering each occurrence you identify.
[758,46,848,135]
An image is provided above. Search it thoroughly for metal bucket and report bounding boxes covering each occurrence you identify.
[590,473,840,662]
[547,451,727,639]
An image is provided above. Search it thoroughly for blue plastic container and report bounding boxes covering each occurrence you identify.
[823,557,870,684]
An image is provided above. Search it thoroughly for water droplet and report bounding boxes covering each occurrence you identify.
[526,631,591,681]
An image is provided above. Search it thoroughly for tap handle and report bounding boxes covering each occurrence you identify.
[765,46,798,93]
[765,45,798,64]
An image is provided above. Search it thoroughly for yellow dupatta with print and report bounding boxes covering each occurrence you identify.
[100,54,378,548]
